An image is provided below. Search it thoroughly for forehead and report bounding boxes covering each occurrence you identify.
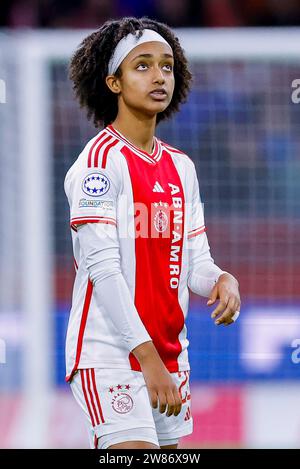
[124,41,173,64]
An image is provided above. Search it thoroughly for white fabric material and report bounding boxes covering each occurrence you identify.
[97,427,159,449]
[64,128,226,378]
[77,222,152,352]
[232,310,240,322]
[108,28,171,75]
[187,233,225,297]
[70,368,192,448]
[185,160,226,297]
[159,437,179,447]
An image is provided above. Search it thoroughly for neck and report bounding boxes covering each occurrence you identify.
[111,107,157,154]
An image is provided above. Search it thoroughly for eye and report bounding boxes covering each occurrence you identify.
[162,63,173,72]
[136,63,148,70]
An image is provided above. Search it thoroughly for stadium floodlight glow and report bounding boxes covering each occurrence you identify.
[0,79,6,103]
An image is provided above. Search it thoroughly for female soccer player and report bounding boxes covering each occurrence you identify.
[65,16,241,450]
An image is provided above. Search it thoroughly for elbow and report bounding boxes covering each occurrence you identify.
[88,258,122,285]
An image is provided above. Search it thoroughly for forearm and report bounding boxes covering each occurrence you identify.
[188,259,225,297]
[187,232,226,297]
[93,271,152,352]
[132,340,165,368]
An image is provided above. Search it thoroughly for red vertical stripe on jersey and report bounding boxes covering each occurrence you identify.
[101,138,118,169]
[80,370,96,427]
[93,135,112,168]
[121,147,185,373]
[87,131,108,168]
[65,279,93,382]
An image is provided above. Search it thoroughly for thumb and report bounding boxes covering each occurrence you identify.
[207,284,218,305]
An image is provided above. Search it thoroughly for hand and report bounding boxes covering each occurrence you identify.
[207,272,241,326]
[132,341,182,417]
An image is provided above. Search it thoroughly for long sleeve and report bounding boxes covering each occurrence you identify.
[187,163,226,297]
[188,231,225,297]
[77,222,152,352]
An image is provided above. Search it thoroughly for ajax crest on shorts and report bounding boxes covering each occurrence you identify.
[109,384,134,414]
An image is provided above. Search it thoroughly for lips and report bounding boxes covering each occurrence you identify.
[149,89,168,100]
[150,88,167,95]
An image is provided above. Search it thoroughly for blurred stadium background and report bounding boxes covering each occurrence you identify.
[1,0,300,449]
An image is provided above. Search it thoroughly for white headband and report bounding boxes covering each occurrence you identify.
[108,28,172,76]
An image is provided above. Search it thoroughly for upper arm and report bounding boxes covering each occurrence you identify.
[65,157,121,232]
[186,163,219,281]
[187,162,207,242]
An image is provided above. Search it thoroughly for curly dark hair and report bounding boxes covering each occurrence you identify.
[69,16,192,128]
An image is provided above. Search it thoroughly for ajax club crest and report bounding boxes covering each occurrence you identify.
[109,384,134,414]
[153,201,169,233]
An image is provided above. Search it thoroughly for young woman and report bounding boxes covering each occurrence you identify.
[65,16,241,450]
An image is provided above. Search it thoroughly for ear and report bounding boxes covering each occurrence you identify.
[105,75,121,95]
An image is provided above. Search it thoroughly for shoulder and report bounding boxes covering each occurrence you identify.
[160,140,194,165]
[159,139,196,176]
[64,129,124,190]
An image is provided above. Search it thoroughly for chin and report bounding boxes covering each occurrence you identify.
[147,103,169,114]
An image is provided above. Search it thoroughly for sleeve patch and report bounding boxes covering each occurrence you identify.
[78,199,114,209]
[82,172,110,197]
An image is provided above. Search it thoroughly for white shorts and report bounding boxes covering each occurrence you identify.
[70,368,193,449]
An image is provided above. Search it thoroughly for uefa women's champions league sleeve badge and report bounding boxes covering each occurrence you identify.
[82,172,110,197]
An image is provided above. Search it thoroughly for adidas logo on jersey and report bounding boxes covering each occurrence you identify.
[153,181,164,192]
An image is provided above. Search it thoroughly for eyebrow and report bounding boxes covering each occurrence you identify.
[130,53,174,62]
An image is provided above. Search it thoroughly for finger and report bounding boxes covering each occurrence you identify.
[158,392,167,414]
[207,284,218,306]
[149,390,158,409]
[173,387,182,417]
[215,297,237,325]
[211,295,229,319]
[215,302,236,325]
[166,391,175,417]
[225,319,234,326]
[224,306,241,326]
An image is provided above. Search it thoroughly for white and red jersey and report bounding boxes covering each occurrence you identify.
[64,124,222,382]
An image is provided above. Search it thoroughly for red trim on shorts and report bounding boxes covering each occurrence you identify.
[80,370,96,427]
[91,369,105,424]
[179,370,189,403]
[86,369,101,426]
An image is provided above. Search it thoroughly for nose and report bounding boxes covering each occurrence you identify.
[153,65,165,84]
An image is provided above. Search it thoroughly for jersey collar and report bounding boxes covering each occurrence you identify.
[106,124,163,165]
